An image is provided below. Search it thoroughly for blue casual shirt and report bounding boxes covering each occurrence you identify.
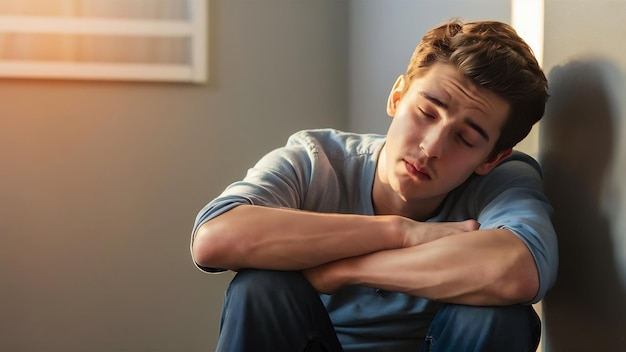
[191,128,558,351]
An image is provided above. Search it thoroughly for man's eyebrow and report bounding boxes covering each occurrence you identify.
[420,91,490,142]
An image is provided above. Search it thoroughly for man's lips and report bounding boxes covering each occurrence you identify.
[404,160,431,180]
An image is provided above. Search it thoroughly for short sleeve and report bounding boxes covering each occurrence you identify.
[190,133,317,272]
[471,152,559,303]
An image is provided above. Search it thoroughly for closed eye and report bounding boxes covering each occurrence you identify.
[418,107,436,119]
[457,133,475,148]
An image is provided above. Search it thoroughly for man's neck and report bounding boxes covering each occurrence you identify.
[372,150,446,221]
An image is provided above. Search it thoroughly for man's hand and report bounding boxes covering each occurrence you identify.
[303,219,480,294]
[398,218,479,248]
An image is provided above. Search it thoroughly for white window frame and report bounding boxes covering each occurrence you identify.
[0,0,207,83]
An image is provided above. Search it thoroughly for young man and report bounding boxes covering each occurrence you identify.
[191,20,558,352]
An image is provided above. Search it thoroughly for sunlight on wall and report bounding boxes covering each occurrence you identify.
[511,3,545,351]
[511,0,544,160]
[512,0,544,65]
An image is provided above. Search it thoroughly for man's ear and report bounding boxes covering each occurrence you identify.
[386,75,405,117]
[475,148,513,175]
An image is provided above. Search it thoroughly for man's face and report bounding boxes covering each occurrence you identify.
[381,63,511,206]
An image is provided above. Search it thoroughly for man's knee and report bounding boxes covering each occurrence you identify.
[425,304,541,352]
[226,269,318,307]
[439,304,539,330]
[219,270,342,351]
[228,269,300,294]
[222,269,317,329]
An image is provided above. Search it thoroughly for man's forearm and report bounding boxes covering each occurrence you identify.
[305,228,539,306]
[191,205,403,271]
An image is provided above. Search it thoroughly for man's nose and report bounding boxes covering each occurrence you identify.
[419,126,445,158]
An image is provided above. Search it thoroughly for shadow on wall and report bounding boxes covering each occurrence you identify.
[541,58,626,351]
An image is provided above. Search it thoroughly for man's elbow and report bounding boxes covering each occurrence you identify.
[191,222,230,268]
[499,264,540,304]
[507,275,539,304]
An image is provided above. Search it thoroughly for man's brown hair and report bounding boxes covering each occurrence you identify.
[404,19,548,155]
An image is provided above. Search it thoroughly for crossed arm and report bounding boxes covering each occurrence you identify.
[192,204,539,306]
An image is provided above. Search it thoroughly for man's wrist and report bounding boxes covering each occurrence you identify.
[385,215,406,249]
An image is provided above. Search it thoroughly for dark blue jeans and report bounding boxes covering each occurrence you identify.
[215,270,541,352]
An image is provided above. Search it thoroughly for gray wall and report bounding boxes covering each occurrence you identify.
[0,1,348,351]
[541,0,626,350]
